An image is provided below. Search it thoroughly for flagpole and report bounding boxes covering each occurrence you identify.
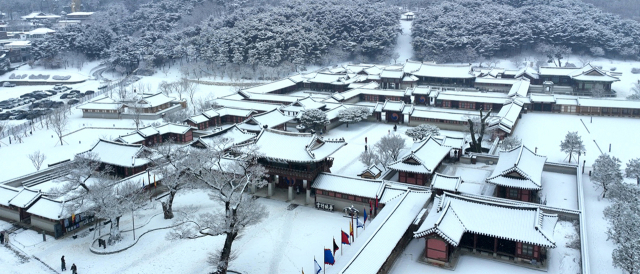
[340,232,343,256]
[324,246,326,274]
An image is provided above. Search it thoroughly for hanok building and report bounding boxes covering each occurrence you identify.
[435,91,510,111]
[412,64,475,87]
[538,64,619,96]
[414,193,557,268]
[155,123,194,143]
[487,100,524,139]
[373,100,414,123]
[249,129,347,203]
[242,79,297,94]
[190,124,256,150]
[380,68,405,89]
[357,164,384,179]
[388,136,455,186]
[237,109,294,133]
[78,139,151,177]
[26,197,93,238]
[312,173,383,211]
[486,145,547,203]
[8,188,42,224]
[503,67,540,84]
[124,92,175,113]
[308,73,352,92]
[0,185,20,222]
[280,97,327,118]
[78,98,122,119]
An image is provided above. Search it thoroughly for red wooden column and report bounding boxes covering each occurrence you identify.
[473,234,478,252]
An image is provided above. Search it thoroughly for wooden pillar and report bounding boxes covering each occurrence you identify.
[493,237,498,257]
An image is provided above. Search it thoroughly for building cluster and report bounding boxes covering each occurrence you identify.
[0,11,93,63]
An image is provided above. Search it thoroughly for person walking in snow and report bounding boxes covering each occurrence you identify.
[61,256,66,271]
[70,263,77,274]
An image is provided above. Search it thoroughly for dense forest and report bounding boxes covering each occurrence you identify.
[25,0,399,75]
[411,0,640,63]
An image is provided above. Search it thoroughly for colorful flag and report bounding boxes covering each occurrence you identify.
[314,259,322,274]
[324,249,335,265]
[349,220,354,237]
[364,208,368,224]
[333,238,339,255]
[356,218,364,228]
[341,230,350,245]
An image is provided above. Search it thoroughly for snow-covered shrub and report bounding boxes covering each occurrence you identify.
[52,75,71,80]
[631,68,640,74]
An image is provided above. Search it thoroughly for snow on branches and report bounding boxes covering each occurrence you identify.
[405,124,440,141]
[338,107,370,128]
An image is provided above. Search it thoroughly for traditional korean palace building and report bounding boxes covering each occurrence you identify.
[236,109,294,133]
[388,136,463,186]
[537,64,619,96]
[116,123,194,146]
[247,129,347,203]
[78,139,151,177]
[414,193,557,268]
[486,145,547,203]
[189,124,256,150]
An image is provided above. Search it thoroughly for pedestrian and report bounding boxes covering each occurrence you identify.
[388,129,390,135]
[0,231,4,244]
[365,145,368,151]
[61,256,66,271]
[70,263,77,274]
[393,124,397,132]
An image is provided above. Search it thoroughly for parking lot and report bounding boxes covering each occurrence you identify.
[0,84,98,120]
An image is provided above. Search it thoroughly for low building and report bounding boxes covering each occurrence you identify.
[0,185,21,222]
[248,128,347,203]
[77,139,151,177]
[486,145,547,202]
[237,109,294,133]
[487,100,524,139]
[27,27,55,40]
[312,173,384,212]
[388,136,456,186]
[357,164,383,179]
[412,63,475,87]
[414,193,557,268]
[538,64,619,95]
[373,100,414,124]
[8,188,42,223]
[26,197,94,238]
[190,124,256,150]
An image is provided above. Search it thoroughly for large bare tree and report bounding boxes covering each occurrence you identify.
[169,143,268,274]
[467,108,492,153]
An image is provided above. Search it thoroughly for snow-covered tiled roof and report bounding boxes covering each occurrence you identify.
[474,77,520,85]
[309,73,348,84]
[137,126,159,137]
[239,91,300,103]
[199,124,256,149]
[431,173,462,193]
[335,88,405,102]
[436,91,511,105]
[312,173,384,199]
[9,188,41,208]
[403,60,424,73]
[202,109,220,118]
[433,135,465,150]
[488,101,522,134]
[486,145,547,190]
[325,105,348,120]
[0,185,19,206]
[214,99,279,112]
[216,107,256,117]
[250,129,346,163]
[116,132,145,144]
[381,100,405,112]
[242,79,296,94]
[27,197,67,220]
[414,193,557,248]
[380,69,404,79]
[28,28,55,35]
[412,63,474,79]
[515,67,539,80]
[357,164,383,178]
[292,97,325,110]
[78,139,150,168]
[155,123,192,135]
[340,191,431,274]
[186,114,209,124]
[507,79,530,97]
[539,64,619,82]
[131,93,175,108]
[241,109,293,129]
[78,102,122,110]
[410,108,477,122]
[529,94,556,103]
[388,136,452,174]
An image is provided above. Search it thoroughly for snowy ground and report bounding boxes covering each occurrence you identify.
[513,112,640,170]
[2,191,361,274]
[389,220,580,274]
[394,20,414,64]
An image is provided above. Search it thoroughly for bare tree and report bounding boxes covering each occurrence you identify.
[169,144,268,274]
[51,152,112,196]
[591,84,606,98]
[467,108,492,153]
[535,43,572,67]
[28,150,47,171]
[178,78,196,101]
[48,109,68,146]
[0,121,7,147]
[130,105,144,130]
[359,134,406,170]
[499,135,522,151]
[183,79,200,114]
[147,141,194,219]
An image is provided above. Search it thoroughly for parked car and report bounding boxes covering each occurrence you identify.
[76,93,86,98]
[85,90,95,95]
[60,93,69,99]
[67,99,80,105]
[70,90,81,94]
[98,84,108,90]
[3,82,16,87]
[66,94,76,99]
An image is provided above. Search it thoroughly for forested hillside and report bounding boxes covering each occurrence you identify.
[30,0,399,75]
[411,0,640,63]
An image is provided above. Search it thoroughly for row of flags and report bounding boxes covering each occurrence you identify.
[306,207,369,274]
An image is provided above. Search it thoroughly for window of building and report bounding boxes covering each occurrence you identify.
[522,243,534,257]
[508,188,519,199]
